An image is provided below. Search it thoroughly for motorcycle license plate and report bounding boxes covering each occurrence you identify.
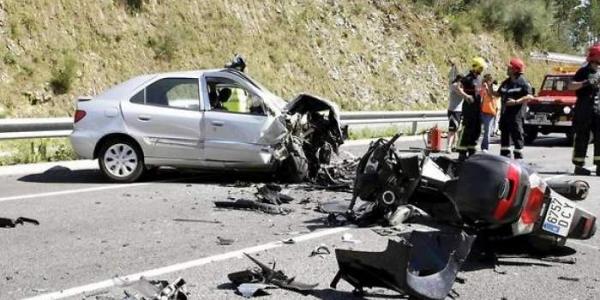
[542,197,576,237]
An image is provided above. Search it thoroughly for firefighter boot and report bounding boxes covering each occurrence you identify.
[575,165,591,176]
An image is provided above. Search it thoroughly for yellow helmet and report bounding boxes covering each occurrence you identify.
[471,57,487,72]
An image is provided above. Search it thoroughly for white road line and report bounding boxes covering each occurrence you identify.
[24,226,351,300]
[0,182,152,203]
[568,240,600,251]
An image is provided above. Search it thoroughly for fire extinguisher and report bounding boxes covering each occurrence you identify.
[426,125,443,152]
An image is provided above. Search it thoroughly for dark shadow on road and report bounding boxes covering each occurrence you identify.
[526,135,572,148]
[462,236,577,272]
[17,166,111,184]
[308,288,408,299]
[17,167,278,185]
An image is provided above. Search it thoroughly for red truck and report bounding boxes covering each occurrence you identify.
[524,67,578,144]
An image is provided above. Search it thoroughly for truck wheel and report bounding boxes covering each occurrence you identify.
[98,138,145,182]
[524,127,538,145]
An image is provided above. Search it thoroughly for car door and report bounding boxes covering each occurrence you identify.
[201,72,277,167]
[121,77,205,163]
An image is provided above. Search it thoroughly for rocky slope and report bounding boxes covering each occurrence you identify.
[0,0,547,117]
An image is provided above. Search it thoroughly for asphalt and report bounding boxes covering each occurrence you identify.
[0,134,599,300]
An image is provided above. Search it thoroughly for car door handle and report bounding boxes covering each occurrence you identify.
[138,115,152,121]
[211,121,224,127]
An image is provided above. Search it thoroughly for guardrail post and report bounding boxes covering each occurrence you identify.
[411,121,418,135]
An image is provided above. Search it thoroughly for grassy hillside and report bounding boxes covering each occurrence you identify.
[0,0,554,118]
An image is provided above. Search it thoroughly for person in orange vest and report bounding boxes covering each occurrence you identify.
[480,74,498,152]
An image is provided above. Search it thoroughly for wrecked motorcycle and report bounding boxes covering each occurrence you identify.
[329,135,596,299]
[349,134,596,249]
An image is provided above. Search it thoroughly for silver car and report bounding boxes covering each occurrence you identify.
[70,67,343,182]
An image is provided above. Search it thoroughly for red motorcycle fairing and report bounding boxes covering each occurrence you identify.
[450,154,530,228]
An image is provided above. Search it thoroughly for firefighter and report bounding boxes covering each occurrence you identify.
[568,43,600,175]
[498,57,533,159]
[456,57,487,160]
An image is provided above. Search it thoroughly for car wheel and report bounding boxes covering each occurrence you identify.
[98,138,145,182]
[524,127,538,145]
[279,154,308,183]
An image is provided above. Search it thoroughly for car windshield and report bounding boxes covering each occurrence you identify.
[542,76,571,92]
[226,69,287,111]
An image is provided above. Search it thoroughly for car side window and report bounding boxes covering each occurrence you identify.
[130,78,200,111]
[206,77,266,116]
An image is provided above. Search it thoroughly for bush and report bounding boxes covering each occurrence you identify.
[116,0,144,13]
[146,34,179,61]
[50,55,77,94]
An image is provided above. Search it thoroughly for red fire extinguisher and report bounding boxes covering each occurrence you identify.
[427,125,443,152]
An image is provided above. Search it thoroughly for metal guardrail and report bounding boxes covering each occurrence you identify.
[0,111,447,140]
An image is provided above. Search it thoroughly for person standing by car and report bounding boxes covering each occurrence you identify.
[480,74,498,152]
[568,44,600,175]
[498,57,533,159]
[446,74,464,152]
[456,57,487,160]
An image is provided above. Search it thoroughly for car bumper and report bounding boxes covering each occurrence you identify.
[69,130,98,159]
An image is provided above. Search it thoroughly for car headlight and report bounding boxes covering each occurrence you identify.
[563,106,572,114]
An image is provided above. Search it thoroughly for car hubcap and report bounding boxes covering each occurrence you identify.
[103,143,138,178]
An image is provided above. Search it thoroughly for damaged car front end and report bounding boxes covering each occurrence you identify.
[271,94,345,182]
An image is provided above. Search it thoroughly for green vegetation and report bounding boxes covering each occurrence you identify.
[0,1,596,118]
[50,54,78,94]
[349,126,412,140]
[0,138,76,166]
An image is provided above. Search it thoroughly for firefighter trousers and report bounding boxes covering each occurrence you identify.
[500,114,524,159]
[457,106,481,158]
[572,114,600,166]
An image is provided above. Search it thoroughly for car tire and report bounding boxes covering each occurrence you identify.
[98,138,145,182]
[524,127,538,145]
[279,154,308,183]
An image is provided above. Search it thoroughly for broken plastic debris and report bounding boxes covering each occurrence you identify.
[341,233,361,244]
[309,244,331,257]
[0,217,39,228]
[228,253,318,294]
[237,283,272,298]
[331,231,475,300]
[217,236,235,245]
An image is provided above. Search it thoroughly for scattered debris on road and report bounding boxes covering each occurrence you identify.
[115,276,188,300]
[557,276,580,282]
[309,244,331,257]
[331,231,475,300]
[215,184,296,215]
[217,236,235,246]
[0,217,39,228]
[227,253,317,297]
[341,233,361,244]
[214,199,292,215]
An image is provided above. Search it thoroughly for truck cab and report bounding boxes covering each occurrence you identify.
[524,67,577,144]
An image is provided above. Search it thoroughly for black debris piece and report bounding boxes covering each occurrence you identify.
[173,218,221,224]
[118,277,188,300]
[217,236,235,246]
[256,184,293,205]
[557,276,580,282]
[309,244,331,257]
[214,199,292,215]
[0,217,39,228]
[227,253,318,295]
[331,231,475,300]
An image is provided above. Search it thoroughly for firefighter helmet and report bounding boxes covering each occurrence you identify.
[471,57,487,73]
[587,44,600,62]
[508,57,525,73]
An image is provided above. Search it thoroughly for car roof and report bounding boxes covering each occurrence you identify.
[94,69,225,101]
